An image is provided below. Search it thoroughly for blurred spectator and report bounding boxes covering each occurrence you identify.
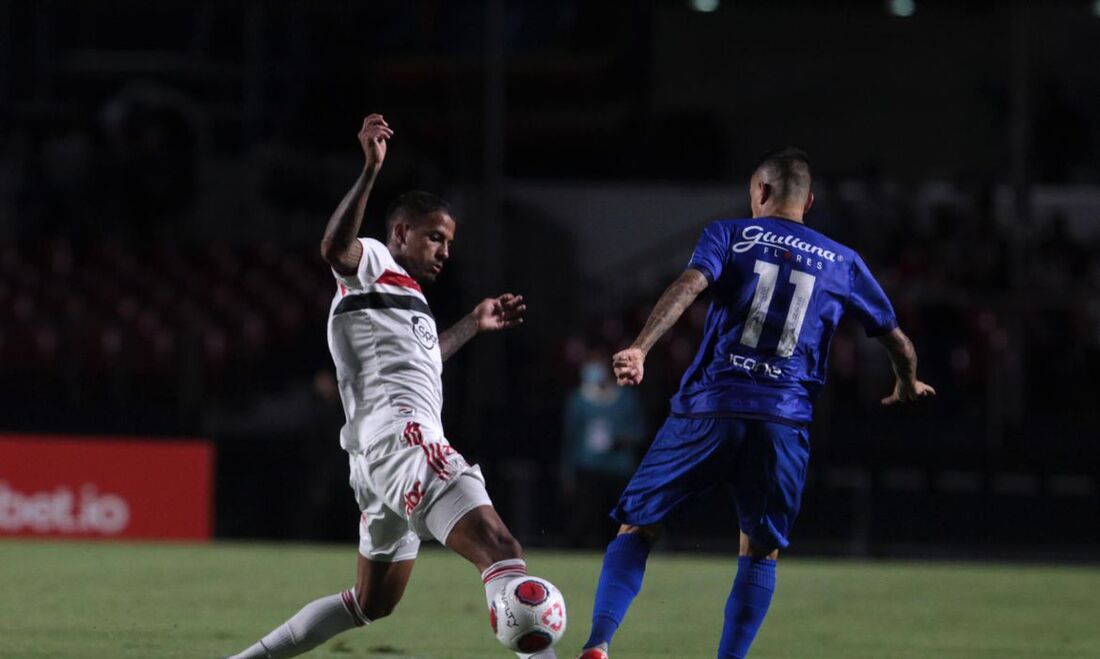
[560,348,645,547]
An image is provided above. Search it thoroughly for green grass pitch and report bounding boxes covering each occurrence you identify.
[2,540,1099,658]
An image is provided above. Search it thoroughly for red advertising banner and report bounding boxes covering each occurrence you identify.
[0,435,213,540]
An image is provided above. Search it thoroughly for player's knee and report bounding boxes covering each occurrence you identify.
[748,546,778,560]
[355,589,400,621]
[360,599,398,621]
[739,535,779,560]
[618,523,662,546]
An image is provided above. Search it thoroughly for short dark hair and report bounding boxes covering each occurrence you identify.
[753,147,812,201]
[385,190,453,239]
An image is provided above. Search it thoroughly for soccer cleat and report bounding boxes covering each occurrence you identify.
[576,646,609,659]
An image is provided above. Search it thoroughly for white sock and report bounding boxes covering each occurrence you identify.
[481,558,528,609]
[229,588,368,658]
[481,560,558,658]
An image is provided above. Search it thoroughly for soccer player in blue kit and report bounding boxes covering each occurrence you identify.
[576,148,935,659]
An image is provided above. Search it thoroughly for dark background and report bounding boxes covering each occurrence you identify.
[2,0,1099,557]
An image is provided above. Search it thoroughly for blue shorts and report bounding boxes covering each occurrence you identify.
[610,415,810,551]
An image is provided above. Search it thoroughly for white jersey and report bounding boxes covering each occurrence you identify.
[327,238,443,452]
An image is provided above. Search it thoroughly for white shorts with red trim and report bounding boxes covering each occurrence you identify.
[348,421,491,561]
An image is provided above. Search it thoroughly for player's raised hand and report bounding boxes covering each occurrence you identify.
[358,114,393,174]
[612,348,646,386]
[472,294,526,332]
[881,379,936,406]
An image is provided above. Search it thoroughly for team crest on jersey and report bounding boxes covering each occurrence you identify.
[411,315,438,350]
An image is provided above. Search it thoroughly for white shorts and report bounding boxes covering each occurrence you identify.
[348,421,492,562]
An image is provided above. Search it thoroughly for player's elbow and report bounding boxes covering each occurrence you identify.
[322,240,359,273]
[320,239,342,266]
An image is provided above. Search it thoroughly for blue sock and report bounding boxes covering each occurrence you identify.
[718,557,777,658]
[584,533,651,649]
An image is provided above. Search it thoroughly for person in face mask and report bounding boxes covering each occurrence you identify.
[560,349,646,548]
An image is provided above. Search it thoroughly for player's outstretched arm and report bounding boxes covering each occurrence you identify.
[877,327,936,405]
[320,114,394,275]
[438,294,526,362]
[613,268,709,386]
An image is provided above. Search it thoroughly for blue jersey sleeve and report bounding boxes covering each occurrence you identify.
[848,254,898,337]
[687,222,728,282]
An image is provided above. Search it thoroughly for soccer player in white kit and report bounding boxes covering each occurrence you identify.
[229,114,561,658]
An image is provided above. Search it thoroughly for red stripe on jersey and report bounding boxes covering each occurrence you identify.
[375,269,422,292]
[403,422,424,447]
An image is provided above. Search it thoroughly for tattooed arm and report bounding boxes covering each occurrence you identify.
[877,327,936,405]
[320,114,393,275]
[612,268,710,386]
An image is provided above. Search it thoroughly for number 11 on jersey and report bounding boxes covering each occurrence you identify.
[740,259,816,358]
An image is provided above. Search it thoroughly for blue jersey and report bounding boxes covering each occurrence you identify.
[670,216,897,424]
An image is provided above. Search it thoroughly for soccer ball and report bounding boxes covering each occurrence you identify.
[489,576,567,653]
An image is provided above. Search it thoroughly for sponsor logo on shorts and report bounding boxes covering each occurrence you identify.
[404,480,424,514]
[411,315,437,350]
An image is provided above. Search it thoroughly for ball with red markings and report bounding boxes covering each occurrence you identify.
[490,576,567,653]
